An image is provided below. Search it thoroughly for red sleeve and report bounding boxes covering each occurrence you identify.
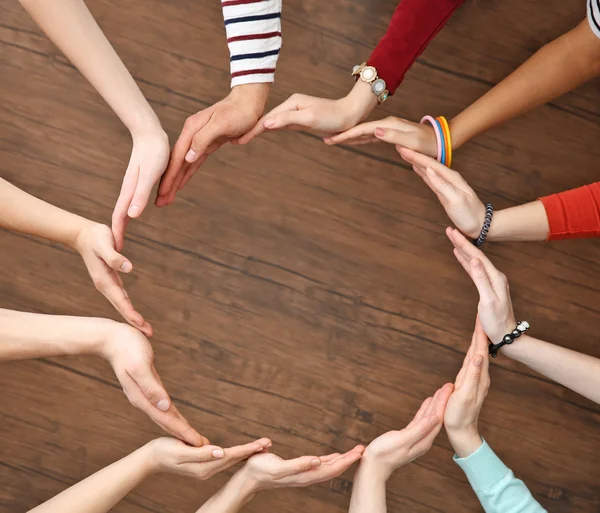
[539,182,600,240]
[367,0,465,95]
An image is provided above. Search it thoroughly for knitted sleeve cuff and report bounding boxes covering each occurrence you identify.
[453,440,511,492]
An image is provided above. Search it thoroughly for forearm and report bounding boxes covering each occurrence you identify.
[0,178,89,247]
[368,0,465,95]
[19,0,160,135]
[450,20,600,149]
[196,469,256,513]
[0,309,113,361]
[348,461,387,513]
[222,0,282,87]
[29,444,155,513]
[454,441,546,513]
[486,201,549,242]
[504,335,600,405]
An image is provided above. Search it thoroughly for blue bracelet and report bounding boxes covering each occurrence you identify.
[434,119,446,165]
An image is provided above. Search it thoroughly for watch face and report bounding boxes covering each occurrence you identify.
[360,66,377,82]
[352,64,360,74]
[372,78,386,94]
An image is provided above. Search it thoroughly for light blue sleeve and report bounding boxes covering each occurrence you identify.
[454,440,547,513]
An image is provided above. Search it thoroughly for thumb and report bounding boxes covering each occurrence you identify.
[375,128,421,149]
[128,175,157,218]
[405,414,440,446]
[129,365,172,412]
[186,120,224,163]
[97,241,133,273]
[278,455,322,476]
[264,109,314,130]
[463,354,484,394]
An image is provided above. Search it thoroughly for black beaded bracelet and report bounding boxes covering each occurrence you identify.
[474,203,494,247]
[489,321,530,358]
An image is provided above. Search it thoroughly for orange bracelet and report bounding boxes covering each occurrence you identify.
[436,116,452,168]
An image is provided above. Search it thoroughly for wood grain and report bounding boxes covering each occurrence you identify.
[1,0,599,512]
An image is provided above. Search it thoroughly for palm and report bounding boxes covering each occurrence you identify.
[245,453,285,477]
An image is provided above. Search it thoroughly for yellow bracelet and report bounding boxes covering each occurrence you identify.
[436,116,452,168]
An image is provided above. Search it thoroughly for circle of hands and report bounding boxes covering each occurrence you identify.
[86,88,519,486]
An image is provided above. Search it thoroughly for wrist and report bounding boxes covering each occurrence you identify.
[230,83,270,116]
[137,442,163,477]
[359,450,392,482]
[342,80,378,125]
[446,429,483,459]
[95,320,130,359]
[448,115,468,151]
[225,465,261,500]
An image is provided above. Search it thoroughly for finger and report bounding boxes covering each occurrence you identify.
[399,148,436,168]
[447,229,500,281]
[403,414,441,447]
[129,173,158,218]
[470,257,499,304]
[120,373,206,446]
[112,166,139,252]
[178,445,227,462]
[178,153,210,191]
[95,269,146,328]
[461,350,485,396]
[186,117,224,163]
[127,364,171,412]
[373,127,422,149]
[453,247,472,277]
[96,242,133,273]
[285,449,363,485]
[325,121,381,145]
[424,166,461,204]
[263,108,316,130]
[407,397,433,428]
[238,97,303,144]
[431,383,454,419]
[318,453,341,463]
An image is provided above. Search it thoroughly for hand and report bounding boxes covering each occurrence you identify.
[444,318,489,458]
[400,149,486,239]
[360,383,454,481]
[100,323,208,446]
[148,437,272,479]
[156,84,270,207]
[324,116,437,156]
[446,227,516,344]
[72,222,151,336]
[237,80,378,145]
[241,445,365,492]
[112,129,170,251]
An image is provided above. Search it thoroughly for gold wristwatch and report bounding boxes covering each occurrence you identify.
[352,62,389,104]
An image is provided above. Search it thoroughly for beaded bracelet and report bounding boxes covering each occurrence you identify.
[420,115,443,163]
[489,321,530,358]
[474,203,493,247]
[437,116,452,168]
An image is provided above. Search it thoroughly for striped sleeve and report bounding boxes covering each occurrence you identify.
[222,0,283,87]
[588,0,600,38]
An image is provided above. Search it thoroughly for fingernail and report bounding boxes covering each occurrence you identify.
[128,205,140,217]
[264,119,275,128]
[121,261,132,272]
[213,449,225,458]
[429,414,439,426]
[156,399,170,411]
[426,166,435,175]
[185,149,197,162]
[136,319,145,327]
[266,443,273,448]
[310,458,321,468]
[474,355,483,367]
[375,128,385,137]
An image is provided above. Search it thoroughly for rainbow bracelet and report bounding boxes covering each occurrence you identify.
[420,115,443,163]
[420,115,453,167]
[437,116,452,168]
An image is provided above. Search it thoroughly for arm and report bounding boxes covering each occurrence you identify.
[368,0,465,95]
[445,320,546,513]
[156,0,285,206]
[0,309,206,445]
[450,19,600,149]
[454,442,547,513]
[348,384,454,513]
[447,228,600,406]
[28,437,271,513]
[502,335,600,405]
[19,0,170,249]
[0,178,150,332]
[397,150,600,243]
[28,445,155,513]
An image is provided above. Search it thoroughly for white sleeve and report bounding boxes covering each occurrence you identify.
[222,0,283,87]
[587,0,600,39]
